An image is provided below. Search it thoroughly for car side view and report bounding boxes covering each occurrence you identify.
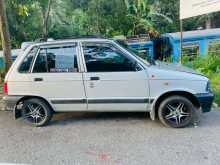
[3,38,214,128]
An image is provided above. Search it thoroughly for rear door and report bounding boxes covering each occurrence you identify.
[81,42,150,111]
[30,43,87,111]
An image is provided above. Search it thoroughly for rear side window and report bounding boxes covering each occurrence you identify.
[19,47,38,73]
[33,45,78,73]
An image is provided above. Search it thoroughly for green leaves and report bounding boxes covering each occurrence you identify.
[6,0,175,44]
[17,4,29,16]
[183,54,220,105]
[124,0,172,35]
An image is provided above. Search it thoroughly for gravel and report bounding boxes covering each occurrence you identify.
[0,109,220,165]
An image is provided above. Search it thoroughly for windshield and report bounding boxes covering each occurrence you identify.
[115,40,156,65]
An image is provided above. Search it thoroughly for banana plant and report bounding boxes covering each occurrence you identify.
[124,0,172,35]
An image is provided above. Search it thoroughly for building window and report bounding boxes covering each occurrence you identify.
[136,47,150,60]
[208,40,220,55]
[182,42,199,60]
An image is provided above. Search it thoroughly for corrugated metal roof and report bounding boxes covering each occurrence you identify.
[163,28,220,41]
[128,41,153,46]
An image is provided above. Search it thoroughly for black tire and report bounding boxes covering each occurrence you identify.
[158,96,195,128]
[21,98,53,127]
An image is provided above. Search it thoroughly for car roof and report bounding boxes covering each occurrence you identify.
[31,38,112,47]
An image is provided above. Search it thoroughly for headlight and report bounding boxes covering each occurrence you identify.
[206,81,212,92]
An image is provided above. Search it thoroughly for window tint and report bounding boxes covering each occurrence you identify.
[33,45,78,73]
[82,43,138,72]
[19,47,38,73]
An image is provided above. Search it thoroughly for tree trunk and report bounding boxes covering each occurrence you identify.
[0,0,12,72]
[42,0,52,39]
[205,15,212,29]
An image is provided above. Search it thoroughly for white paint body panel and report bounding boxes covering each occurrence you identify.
[7,72,86,111]
[28,73,86,111]
[83,70,149,111]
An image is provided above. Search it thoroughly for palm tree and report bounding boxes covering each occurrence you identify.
[0,0,12,72]
[124,0,172,35]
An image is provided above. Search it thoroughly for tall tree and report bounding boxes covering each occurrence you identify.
[39,0,53,39]
[197,14,214,29]
[0,0,12,72]
[151,0,179,33]
[86,0,132,36]
[124,0,172,35]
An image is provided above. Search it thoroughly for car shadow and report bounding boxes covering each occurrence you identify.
[49,109,220,128]
[50,112,150,126]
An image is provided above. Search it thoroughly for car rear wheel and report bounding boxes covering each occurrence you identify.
[21,98,53,127]
[158,96,195,128]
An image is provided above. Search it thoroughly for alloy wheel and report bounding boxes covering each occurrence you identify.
[23,103,46,124]
[163,101,191,127]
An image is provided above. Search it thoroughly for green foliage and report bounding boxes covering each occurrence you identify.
[183,55,220,105]
[4,0,137,46]
[124,0,172,35]
[2,0,220,49]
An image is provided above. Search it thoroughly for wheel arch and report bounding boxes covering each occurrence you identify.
[15,95,55,112]
[150,91,200,120]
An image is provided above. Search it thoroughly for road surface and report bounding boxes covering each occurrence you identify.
[0,109,219,165]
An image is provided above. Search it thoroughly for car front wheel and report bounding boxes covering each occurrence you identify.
[158,96,195,128]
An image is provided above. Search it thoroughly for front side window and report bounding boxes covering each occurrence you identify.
[19,47,38,73]
[82,43,138,72]
[33,45,78,73]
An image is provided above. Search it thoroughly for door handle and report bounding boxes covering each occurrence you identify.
[90,77,100,81]
[34,78,43,82]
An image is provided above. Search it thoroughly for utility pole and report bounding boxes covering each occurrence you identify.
[179,19,183,64]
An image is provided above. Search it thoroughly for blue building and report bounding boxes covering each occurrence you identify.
[128,28,220,63]
[128,41,154,59]
[0,49,21,69]
[1,29,220,70]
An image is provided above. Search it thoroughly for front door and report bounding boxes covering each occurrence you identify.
[81,42,150,111]
[30,43,86,111]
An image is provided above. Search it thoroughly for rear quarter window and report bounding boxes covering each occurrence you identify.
[19,47,38,73]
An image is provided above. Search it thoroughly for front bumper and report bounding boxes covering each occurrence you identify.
[195,92,215,113]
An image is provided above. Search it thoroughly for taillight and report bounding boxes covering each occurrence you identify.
[3,82,8,95]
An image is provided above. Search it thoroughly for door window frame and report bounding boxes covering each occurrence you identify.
[30,42,83,74]
[79,41,143,73]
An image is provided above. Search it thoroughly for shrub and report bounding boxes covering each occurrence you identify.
[183,54,220,105]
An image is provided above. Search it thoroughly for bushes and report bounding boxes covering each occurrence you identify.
[183,54,220,105]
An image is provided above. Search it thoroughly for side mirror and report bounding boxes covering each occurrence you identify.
[147,56,156,65]
[132,61,141,71]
